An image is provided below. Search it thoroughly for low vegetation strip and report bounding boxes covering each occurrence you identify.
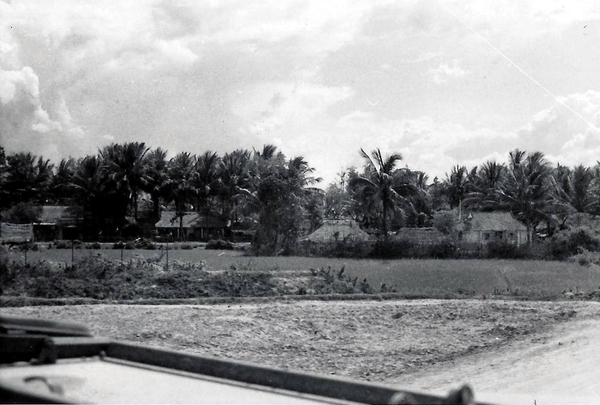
[4,247,600,303]
[0,250,384,302]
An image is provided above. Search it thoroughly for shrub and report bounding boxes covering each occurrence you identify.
[429,238,457,259]
[113,241,136,250]
[298,239,373,258]
[486,240,528,259]
[369,239,413,259]
[2,202,42,223]
[180,243,194,250]
[432,210,458,235]
[85,242,102,249]
[54,240,81,249]
[569,248,600,267]
[548,227,600,260]
[133,238,157,250]
[206,239,234,250]
[308,266,373,295]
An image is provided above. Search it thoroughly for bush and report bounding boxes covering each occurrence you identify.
[206,239,234,250]
[53,240,82,249]
[308,266,374,295]
[1,202,42,224]
[569,248,600,267]
[133,238,157,250]
[113,241,136,250]
[432,210,458,235]
[429,238,457,259]
[369,239,414,259]
[298,239,374,258]
[486,240,528,259]
[85,242,102,249]
[548,227,600,260]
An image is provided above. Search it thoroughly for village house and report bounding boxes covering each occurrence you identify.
[457,211,528,246]
[302,219,375,243]
[155,211,225,241]
[34,206,81,241]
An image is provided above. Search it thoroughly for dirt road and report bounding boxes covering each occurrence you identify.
[399,316,600,404]
[2,300,600,404]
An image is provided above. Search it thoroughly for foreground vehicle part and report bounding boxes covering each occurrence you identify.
[0,316,485,404]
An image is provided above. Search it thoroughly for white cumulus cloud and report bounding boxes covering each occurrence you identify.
[516,90,600,168]
[428,59,469,84]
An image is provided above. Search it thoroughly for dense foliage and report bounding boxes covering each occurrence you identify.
[0,249,378,300]
[3,143,600,256]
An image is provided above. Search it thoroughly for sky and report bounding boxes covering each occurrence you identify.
[2,0,600,187]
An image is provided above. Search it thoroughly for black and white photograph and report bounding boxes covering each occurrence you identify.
[1,1,600,403]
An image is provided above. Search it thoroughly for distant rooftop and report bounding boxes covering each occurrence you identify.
[155,211,224,228]
[460,211,527,231]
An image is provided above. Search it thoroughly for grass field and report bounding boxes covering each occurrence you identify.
[8,247,600,299]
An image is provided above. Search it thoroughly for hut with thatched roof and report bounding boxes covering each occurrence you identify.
[302,219,375,243]
[457,211,528,246]
[155,211,225,241]
[300,219,375,257]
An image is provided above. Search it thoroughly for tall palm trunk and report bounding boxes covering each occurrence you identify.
[382,200,389,243]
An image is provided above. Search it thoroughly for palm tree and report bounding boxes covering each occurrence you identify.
[571,164,595,213]
[193,151,221,220]
[444,165,470,214]
[4,152,54,205]
[349,148,418,242]
[235,152,321,254]
[142,148,169,222]
[287,156,322,188]
[100,142,150,221]
[254,144,278,161]
[51,158,76,204]
[550,164,600,229]
[464,160,505,211]
[493,149,553,245]
[218,149,251,225]
[70,156,106,237]
[287,156,323,233]
[163,152,196,240]
[395,169,432,226]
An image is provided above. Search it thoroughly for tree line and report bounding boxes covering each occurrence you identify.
[0,143,598,252]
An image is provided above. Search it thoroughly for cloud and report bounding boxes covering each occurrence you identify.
[1,0,600,188]
[516,90,600,167]
[428,60,469,84]
[0,0,376,162]
[299,110,518,185]
[406,52,442,64]
[0,64,87,159]
[234,83,354,137]
[0,2,88,161]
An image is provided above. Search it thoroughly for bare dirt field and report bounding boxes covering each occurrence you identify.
[3,299,600,404]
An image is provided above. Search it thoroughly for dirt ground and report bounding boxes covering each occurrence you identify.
[3,299,600,404]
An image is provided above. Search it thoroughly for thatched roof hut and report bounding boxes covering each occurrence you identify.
[302,219,375,243]
[393,227,446,245]
[457,211,528,246]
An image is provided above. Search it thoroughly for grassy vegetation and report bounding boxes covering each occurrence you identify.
[226,257,600,298]
[5,247,600,301]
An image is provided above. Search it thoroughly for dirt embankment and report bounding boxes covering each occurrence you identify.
[3,299,600,404]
